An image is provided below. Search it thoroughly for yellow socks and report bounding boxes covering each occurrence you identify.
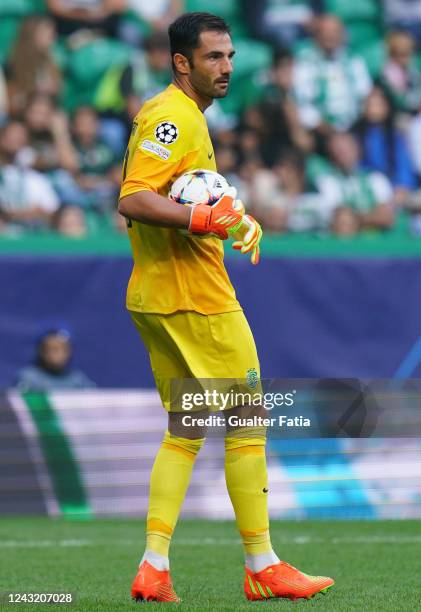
[224,435,272,557]
[145,431,204,560]
[145,428,276,573]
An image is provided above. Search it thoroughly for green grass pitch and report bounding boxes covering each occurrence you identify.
[0,518,420,611]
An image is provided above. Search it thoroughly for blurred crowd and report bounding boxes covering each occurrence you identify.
[2,0,421,238]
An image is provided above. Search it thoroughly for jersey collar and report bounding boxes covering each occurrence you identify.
[169,83,204,114]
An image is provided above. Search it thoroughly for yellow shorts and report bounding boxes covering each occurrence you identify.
[130,310,260,412]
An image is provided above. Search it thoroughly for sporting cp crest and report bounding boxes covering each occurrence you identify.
[246,368,259,389]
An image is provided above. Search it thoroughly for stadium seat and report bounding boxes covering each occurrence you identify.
[358,39,386,79]
[0,1,47,63]
[185,0,247,36]
[293,35,385,80]
[231,38,271,79]
[305,154,334,187]
[119,9,151,45]
[62,38,132,110]
[323,0,380,23]
[218,37,272,116]
[323,0,383,52]
[30,0,46,13]
[0,0,36,17]
[68,39,131,86]
[0,17,21,63]
[346,23,383,53]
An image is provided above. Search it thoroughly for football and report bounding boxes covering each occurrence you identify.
[169,169,229,206]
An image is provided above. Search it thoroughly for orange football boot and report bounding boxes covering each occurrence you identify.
[244,561,334,601]
[131,560,180,603]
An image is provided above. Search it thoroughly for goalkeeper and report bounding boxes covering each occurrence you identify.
[118,11,333,604]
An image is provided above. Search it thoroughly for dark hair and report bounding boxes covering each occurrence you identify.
[25,92,56,111]
[144,31,169,53]
[37,327,71,345]
[272,46,293,67]
[71,105,98,120]
[168,12,231,72]
[0,119,27,138]
[276,149,306,174]
[35,328,72,371]
[353,82,397,180]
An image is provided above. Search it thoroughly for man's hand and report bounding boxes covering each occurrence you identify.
[189,187,244,239]
[231,214,263,265]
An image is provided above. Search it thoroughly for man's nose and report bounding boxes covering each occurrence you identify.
[222,56,233,74]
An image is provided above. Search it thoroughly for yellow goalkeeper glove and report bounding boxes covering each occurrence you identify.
[231,214,263,265]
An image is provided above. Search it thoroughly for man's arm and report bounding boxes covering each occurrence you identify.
[50,111,79,174]
[293,59,322,130]
[119,187,249,244]
[359,204,394,229]
[360,173,395,229]
[118,190,191,228]
[1,206,54,224]
[118,123,250,242]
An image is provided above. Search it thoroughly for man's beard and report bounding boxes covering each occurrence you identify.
[210,80,230,99]
[213,89,229,98]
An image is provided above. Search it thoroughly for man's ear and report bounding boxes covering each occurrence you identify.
[173,53,191,75]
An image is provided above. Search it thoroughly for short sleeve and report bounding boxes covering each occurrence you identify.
[120,109,200,198]
[137,112,198,164]
[369,172,393,204]
[27,170,59,212]
[315,175,343,210]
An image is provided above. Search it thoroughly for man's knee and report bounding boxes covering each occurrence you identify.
[168,408,209,439]
[224,404,267,447]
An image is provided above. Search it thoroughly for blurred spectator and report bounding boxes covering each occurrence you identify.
[354,86,417,206]
[383,0,421,40]
[113,210,128,233]
[407,110,421,183]
[311,132,394,235]
[119,31,171,124]
[23,96,97,219]
[0,121,60,232]
[0,67,8,125]
[127,0,183,32]
[94,32,171,153]
[211,127,237,149]
[53,205,88,237]
[380,31,421,114]
[16,327,95,391]
[24,95,78,175]
[215,145,250,204]
[70,106,120,210]
[6,17,62,117]
[293,15,372,135]
[245,0,319,48]
[252,150,329,232]
[205,100,237,134]
[237,129,263,166]
[0,2,416,244]
[237,159,264,207]
[46,0,127,39]
[250,48,314,164]
[229,126,265,203]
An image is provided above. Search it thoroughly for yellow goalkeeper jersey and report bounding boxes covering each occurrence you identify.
[119,84,241,315]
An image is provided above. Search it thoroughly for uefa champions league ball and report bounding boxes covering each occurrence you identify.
[169,169,229,206]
